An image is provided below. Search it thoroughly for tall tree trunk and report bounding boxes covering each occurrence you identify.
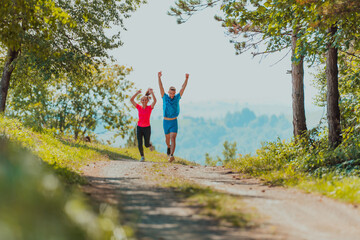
[74,129,79,140]
[326,26,342,148]
[291,29,307,137]
[0,47,20,113]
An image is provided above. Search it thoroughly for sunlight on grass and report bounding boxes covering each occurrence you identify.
[223,137,360,204]
[0,116,196,184]
[0,117,109,184]
[0,138,132,240]
[297,175,360,204]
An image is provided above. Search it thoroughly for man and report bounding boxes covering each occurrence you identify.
[158,71,189,162]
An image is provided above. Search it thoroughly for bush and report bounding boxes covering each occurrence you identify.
[0,139,129,240]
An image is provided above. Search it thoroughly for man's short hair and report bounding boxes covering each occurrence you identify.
[169,86,176,91]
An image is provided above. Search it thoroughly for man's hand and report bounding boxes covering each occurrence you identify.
[158,71,165,97]
[180,73,189,97]
[136,89,142,95]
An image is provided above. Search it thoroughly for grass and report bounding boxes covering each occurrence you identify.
[222,137,360,205]
[296,175,360,204]
[0,115,196,239]
[225,164,360,205]
[1,117,107,184]
[148,163,255,228]
[0,116,195,184]
[0,138,132,240]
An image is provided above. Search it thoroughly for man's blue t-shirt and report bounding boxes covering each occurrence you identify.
[163,93,181,118]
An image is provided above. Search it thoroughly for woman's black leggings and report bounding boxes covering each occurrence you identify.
[137,126,151,156]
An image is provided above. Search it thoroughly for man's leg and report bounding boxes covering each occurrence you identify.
[164,120,171,156]
[165,134,171,155]
[168,119,178,162]
[170,132,177,156]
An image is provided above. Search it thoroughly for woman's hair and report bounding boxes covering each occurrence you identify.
[144,89,151,100]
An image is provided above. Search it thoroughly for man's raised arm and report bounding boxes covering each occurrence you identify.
[158,71,165,98]
[179,73,189,97]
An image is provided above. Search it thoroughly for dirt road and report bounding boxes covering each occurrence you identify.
[82,158,360,240]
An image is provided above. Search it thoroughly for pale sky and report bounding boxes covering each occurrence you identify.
[111,0,320,111]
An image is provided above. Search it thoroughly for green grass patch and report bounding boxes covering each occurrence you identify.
[0,138,132,240]
[222,135,360,204]
[297,175,360,204]
[0,116,195,184]
[0,116,110,184]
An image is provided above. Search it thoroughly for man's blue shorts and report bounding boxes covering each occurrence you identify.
[163,119,178,135]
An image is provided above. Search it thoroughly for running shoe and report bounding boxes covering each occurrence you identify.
[168,155,175,163]
[140,156,145,162]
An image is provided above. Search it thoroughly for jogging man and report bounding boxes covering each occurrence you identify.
[158,71,189,162]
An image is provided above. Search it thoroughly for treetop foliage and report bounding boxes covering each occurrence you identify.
[8,63,135,140]
[0,0,144,75]
[169,0,360,61]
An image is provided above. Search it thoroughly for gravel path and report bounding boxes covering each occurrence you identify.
[82,158,360,240]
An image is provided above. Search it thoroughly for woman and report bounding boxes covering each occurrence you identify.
[130,88,157,162]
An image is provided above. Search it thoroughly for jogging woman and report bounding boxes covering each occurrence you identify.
[130,88,157,162]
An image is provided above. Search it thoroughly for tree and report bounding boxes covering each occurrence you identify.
[220,0,309,137]
[296,0,360,147]
[170,0,360,147]
[291,28,307,137]
[8,64,135,140]
[313,51,360,136]
[0,0,143,113]
[169,0,308,137]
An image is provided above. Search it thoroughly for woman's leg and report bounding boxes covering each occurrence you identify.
[144,126,151,148]
[136,126,144,157]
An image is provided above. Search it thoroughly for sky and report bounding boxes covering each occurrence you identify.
[110,0,321,112]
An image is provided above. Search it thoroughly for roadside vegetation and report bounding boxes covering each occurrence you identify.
[1,116,107,184]
[207,130,360,204]
[170,0,360,205]
[0,116,195,184]
[0,115,195,239]
[205,48,360,204]
[0,137,132,240]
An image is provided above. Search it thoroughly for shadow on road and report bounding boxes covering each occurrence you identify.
[83,173,259,240]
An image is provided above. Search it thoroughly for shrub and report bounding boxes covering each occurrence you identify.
[0,139,128,240]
